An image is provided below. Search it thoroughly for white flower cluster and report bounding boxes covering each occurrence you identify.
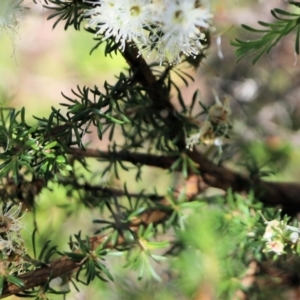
[263,219,300,255]
[0,0,23,37]
[85,0,212,65]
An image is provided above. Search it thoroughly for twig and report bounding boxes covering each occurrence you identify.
[68,147,300,213]
[1,178,194,297]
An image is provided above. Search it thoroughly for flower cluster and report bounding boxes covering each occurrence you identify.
[186,97,231,150]
[0,0,23,38]
[262,219,300,256]
[0,202,26,257]
[85,0,212,65]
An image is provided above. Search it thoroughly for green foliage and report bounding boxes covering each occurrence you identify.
[1,0,300,299]
[45,0,87,30]
[240,140,291,179]
[231,2,300,63]
[169,192,276,299]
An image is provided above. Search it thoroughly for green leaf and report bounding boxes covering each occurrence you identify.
[64,252,86,260]
[6,275,25,288]
[105,114,125,124]
[146,241,170,250]
[44,141,58,150]
[121,114,131,123]
[0,275,4,295]
[95,261,114,281]
[150,254,167,261]
[86,259,96,283]
[109,230,119,246]
[231,9,300,63]
[273,8,300,17]
[290,1,300,8]
[56,155,66,163]
[182,155,188,178]
[297,242,300,254]
[169,156,182,172]
[241,24,269,32]
[127,207,147,221]
[296,25,300,54]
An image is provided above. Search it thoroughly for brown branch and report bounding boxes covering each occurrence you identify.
[0,148,295,297]
[0,171,204,299]
[122,44,171,107]
[1,212,168,297]
[68,147,300,212]
[1,42,205,298]
[57,179,164,202]
[1,157,298,297]
[120,42,300,213]
[122,44,187,150]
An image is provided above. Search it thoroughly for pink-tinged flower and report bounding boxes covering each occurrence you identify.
[265,240,284,255]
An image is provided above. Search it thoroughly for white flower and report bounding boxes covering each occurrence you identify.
[84,0,213,65]
[85,0,153,51]
[0,0,23,36]
[152,0,212,64]
[186,131,201,150]
[262,218,300,254]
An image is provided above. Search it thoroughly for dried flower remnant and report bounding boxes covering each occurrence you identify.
[0,0,23,38]
[186,97,231,150]
[0,203,26,256]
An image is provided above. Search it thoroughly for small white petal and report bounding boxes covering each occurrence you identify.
[153,0,212,64]
[290,231,299,243]
[86,0,153,51]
